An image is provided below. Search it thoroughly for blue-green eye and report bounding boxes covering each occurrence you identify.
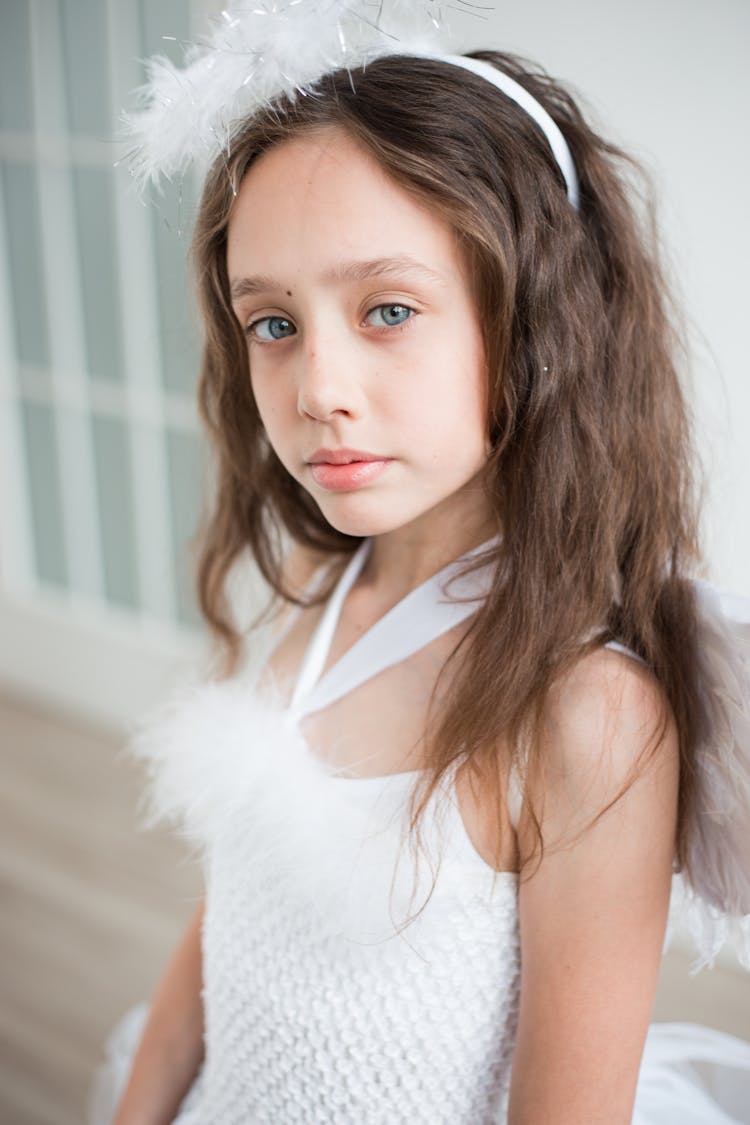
[248,316,296,341]
[367,304,414,328]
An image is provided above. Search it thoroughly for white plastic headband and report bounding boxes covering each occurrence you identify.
[428,54,580,210]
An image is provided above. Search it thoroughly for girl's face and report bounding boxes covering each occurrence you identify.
[227,128,491,541]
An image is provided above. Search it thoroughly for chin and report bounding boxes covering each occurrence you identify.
[313,494,423,540]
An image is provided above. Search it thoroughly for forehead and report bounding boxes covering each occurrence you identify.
[225,127,465,283]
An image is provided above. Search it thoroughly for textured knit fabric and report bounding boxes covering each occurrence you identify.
[199,778,520,1123]
[89,538,750,1124]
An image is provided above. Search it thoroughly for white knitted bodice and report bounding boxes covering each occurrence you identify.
[137,537,522,1122]
[201,792,519,1124]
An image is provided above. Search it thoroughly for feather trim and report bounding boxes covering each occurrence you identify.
[678,581,750,968]
[126,674,480,942]
[121,1,449,194]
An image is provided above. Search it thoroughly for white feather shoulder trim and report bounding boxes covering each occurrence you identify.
[128,676,299,849]
[126,674,467,940]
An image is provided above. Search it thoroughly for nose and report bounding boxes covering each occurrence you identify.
[296,323,362,422]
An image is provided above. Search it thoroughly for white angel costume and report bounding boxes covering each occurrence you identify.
[89,538,750,1124]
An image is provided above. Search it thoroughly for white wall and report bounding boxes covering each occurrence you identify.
[454,0,750,593]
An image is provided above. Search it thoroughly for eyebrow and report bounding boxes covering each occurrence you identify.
[229,255,447,303]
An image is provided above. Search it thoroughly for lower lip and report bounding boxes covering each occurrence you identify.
[308,459,391,491]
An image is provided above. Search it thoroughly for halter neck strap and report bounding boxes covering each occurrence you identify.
[289,540,371,712]
[289,537,499,720]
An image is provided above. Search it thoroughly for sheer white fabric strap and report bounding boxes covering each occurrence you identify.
[289,537,499,720]
[289,541,370,712]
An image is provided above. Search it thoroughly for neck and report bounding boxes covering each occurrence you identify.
[358,493,498,602]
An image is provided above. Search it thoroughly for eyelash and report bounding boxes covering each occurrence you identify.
[245,303,417,343]
[364,304,415,330]
[245,315,295,343]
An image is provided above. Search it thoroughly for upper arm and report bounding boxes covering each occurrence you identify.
[508,649,679,1124]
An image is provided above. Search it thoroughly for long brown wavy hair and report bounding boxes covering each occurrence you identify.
[190,51,704,874]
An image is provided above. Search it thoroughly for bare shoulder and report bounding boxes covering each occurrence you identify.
[542,646,677,777]
[455,648,678,871]
[525,645,679,848]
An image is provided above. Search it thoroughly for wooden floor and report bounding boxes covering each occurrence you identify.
[1,691,749,1125]
[0,693,202,1125]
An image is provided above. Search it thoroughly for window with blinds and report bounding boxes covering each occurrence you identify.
[0,0,210,636]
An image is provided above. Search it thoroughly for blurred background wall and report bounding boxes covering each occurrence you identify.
[0,0,748,735]
[0,0,216,731]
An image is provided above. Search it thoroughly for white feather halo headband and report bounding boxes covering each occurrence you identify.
[121,0,580,209]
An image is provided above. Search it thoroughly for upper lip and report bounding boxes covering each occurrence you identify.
[306,448,387,465]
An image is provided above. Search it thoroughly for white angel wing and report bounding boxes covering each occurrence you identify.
[679,581,750,969]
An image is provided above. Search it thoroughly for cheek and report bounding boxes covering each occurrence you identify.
[250,360,289,419]
[249,374,294,459]
[249,372,268,418]
[457,331,490,450]
[411,340,488,460]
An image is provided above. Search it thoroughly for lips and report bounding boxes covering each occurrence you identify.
[305,449,392,492]
[306,448,385,465]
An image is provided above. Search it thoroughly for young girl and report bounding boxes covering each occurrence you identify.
[92,4,750,1122]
